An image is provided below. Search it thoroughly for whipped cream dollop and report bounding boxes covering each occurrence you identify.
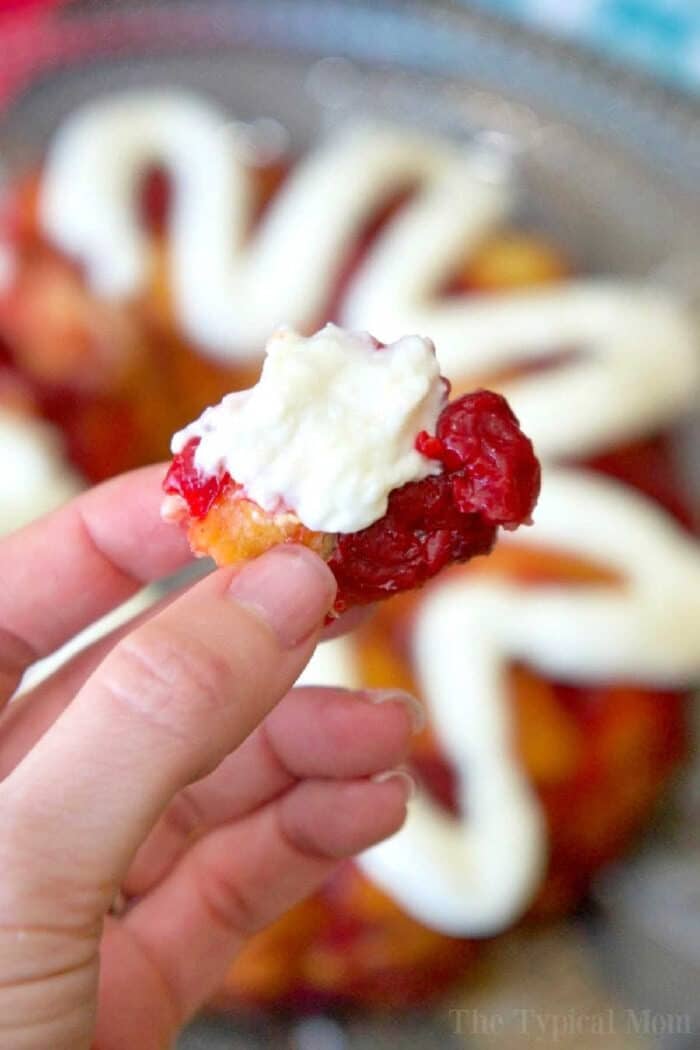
[0,409,82,536]
[172,324,445,534]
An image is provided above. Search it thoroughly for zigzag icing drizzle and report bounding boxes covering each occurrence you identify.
[303,468,700,934]
[0,409,81,537]
[40,91,699,460]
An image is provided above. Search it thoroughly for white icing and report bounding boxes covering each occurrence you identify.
[40,92,478,359]
[342,230,700,461]
[298,633,360,692]
[301,467,700,934]
[172,324,444,534]
[0,409,81,537]
[495,468,700,682]
[299,630,544,935]
[39,90,699,458]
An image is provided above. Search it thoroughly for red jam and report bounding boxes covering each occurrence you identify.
[418,389,540,529]
[328,472,498,610]
[163,437,231,518]
[329,391,540,609]
[165,389,540,611]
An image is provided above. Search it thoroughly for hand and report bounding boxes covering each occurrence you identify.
[0,466,419,1050]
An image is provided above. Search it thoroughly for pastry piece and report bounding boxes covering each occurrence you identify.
[162,324,540,614]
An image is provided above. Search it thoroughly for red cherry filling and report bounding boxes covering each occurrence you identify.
[330,391,539,608]
[328,473,498,610]
[164,437,232,518]
[165,389,540,611]
[417,390,541,528]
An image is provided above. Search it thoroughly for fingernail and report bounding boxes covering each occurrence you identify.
[371,767,417,803]
[365,689,426,734]
[228,545,337,649]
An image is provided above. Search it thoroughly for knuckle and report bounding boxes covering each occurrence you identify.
[276,793,330,860]
[163,787,205,841]
[0,926,98,1027]
[191,850,261,938]
[0,799,106,926]
[0,623,37,681]
[103,626,233,740]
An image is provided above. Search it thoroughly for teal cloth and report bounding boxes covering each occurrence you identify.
[466,0,700,93]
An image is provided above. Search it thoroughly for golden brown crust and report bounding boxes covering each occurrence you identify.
[186,489,336,567]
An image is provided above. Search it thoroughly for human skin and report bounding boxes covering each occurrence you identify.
[0,465,418,1049]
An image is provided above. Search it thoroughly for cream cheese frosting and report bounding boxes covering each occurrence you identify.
[171,324,444,534]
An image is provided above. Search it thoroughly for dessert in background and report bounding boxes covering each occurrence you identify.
[0,366,80,536]
[0,89,699,1009]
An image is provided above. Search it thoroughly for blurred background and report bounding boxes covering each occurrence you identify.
[468,0,700,95]
[0,2,699,1048]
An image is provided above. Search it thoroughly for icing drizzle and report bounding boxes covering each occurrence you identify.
[302,467,700,933]
[39,90,699,460]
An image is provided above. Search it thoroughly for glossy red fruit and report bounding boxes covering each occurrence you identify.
[329,390,540,607]
[328,473,497,608]
[163,437,231,518]
[427,389,540,527]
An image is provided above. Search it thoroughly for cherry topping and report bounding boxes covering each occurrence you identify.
[414,431,445,461]
[328,390,540,608]
[328,472,498,609]
[163,437,230,518]
[417,390,540,528]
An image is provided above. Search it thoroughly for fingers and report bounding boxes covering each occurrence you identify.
[96,775,411,1046]
[0,464,191,704]
[124,685,421,894]
[0,587,183,781]
[0,591,373,781]
[0,546,336,925]
[0,627,35,716]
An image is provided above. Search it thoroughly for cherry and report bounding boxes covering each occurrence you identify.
[163,437,231,518]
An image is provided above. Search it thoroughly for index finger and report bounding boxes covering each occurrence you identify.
[0,464,192,702]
